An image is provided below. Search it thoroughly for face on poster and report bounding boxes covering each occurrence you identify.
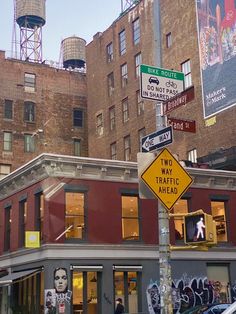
[196,0,236,118]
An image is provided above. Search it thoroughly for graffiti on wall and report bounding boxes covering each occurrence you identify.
[45,268,72,314]
[146,274,230,314]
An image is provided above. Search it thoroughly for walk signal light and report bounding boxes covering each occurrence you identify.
[184,210,217,245]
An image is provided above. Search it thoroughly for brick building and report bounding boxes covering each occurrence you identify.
[0,153,236,313]
[86,0,236,170]
[0,50,87,173]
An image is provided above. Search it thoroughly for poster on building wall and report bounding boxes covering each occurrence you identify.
[196,0,236,118]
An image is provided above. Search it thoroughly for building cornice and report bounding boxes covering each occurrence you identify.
[0,153,235,200]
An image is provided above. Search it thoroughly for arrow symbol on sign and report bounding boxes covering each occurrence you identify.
[142,127,173,152]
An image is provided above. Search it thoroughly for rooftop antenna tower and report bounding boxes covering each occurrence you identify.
[15,0,46,62]
[121,0,140,12]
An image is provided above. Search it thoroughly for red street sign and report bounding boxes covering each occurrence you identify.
[163,86,195,115]
[167,117,196,133]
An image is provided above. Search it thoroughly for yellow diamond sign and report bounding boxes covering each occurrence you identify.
[141,148,193,210]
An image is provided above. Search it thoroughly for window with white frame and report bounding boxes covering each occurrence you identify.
[109,106,116,131]
[24,134,35,152]
[0,164,11,179]
[121,63,128,87]
[119,29,126,55]
[135,53,142,78]
[107,72,114,96]
[24,101,35,122]
[187,148,197,163]
[138,128,146,152]
[3,132,12,151]
[24,73,36,92]
[96,113,103,136]
[124,135,131,161]
[74,139,81,156]
[136,90,144,115]
[133,18,140,45]
[110,142,117,160]
[166,32,172,48]
[122,98,129,123]
[181,59,192,89]
[106,42,113,62]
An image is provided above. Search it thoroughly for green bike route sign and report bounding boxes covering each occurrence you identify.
[140,64,184,102]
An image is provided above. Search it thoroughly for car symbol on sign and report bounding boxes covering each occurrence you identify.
[149,77,159,85]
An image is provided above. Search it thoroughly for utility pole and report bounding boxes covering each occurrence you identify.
[156,105,173,313]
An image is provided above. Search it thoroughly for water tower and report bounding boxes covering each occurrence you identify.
[15,0,46,62]
[61,36,86,69]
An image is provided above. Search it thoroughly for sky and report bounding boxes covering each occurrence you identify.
[0,0,122,62]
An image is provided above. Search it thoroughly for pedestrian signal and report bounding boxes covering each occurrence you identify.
[184,210,217,245]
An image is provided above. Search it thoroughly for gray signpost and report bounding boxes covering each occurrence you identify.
[140,64,185,313]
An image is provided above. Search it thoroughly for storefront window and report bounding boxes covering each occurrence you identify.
[207,264,230,303]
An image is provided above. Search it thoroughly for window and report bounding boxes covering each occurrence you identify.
[121,63,128,87]
[65,192,85,239]
[207,265,230,303]
[136,90,144,115]
[73,109,83,127]
[173,199,189,241]
[24,134,35,152]
[96,113,103,136]
[106,42,113,62]
[3,132,12,151]
[4,206,11,252]
[211,201,227,242]
[133,18,140,45]
[35,193,44,241]
[122,98,129,123]
[19,199,27,247]
[138,128,146,152]
[107,72,114,96]
[24,73,36,92]
[188,148,197,163]
[124,135,131,161]
[119,29,126,55]
[24,101,35,122]
[166,32,172,48]
[110,142,117,160]
[4,99,13,119]
[74,139,81,156]
[122,195,140,240]
[114,270,141,313]
[109,106,116,131]
[135,53,142,78]
[181,59,192,89]
[0,164,11,179]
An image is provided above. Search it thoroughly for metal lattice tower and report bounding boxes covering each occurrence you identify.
[121,0,140,12]
[15,0,46,63]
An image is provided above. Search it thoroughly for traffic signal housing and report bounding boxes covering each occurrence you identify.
[184,210,217,245]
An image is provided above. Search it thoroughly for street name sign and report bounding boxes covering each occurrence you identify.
[140,64,184,102]
[141,148,193,210]
[167,117,196,133]
[141,126,173,152]
[163,86,195,115]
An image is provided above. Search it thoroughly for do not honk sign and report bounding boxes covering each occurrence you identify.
[141,148,193,210]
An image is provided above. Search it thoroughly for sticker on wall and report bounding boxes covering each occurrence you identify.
[45,289,56,314]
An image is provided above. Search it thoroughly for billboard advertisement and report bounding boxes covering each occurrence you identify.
[196,0,236,118]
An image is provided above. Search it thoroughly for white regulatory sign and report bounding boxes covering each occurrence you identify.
[140,64,184,102]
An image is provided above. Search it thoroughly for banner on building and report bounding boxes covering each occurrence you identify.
[196,0,236,118]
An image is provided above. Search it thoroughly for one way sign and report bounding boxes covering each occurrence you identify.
[141,126,173,152]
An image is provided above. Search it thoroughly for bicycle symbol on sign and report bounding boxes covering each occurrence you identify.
[165,80,177,89]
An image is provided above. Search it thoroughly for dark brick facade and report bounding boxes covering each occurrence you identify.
[0,50,88,171]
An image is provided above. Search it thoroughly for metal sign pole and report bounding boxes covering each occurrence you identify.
[156,103,173,313]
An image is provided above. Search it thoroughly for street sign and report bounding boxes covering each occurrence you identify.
[163,86,195,115]
[141,148,193,210]
[167,117,196,133]
[141,126,173,152]
[140,64,184,102]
